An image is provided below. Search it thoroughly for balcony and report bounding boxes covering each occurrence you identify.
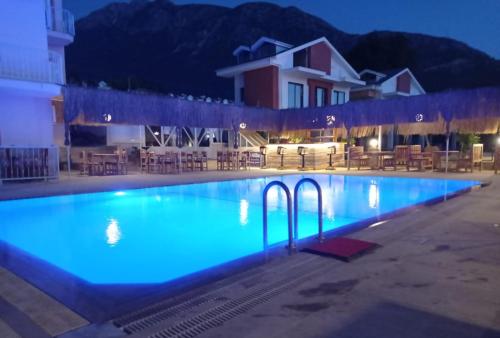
[46,6,75,44]
[0,43,64,85]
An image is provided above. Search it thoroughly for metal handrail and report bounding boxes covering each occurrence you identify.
[263,181,295,255]
[293,178,323,242]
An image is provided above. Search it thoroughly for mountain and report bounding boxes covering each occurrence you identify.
[66,0,500,98]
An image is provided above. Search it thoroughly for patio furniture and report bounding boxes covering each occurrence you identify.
[277,146,286,170]
[366,151,395,170]
[260,146,267,168]
[393,146,409,168]
[216,151,225,170]
[246,151,261,168]
[297,146,308,171]
[140,150,149,173]
[457,144,483,172]
[239,152,248,170]
[193,151,208,171]
[90,153,120,176]
[347,146,369,170]
[406,145,433,171]
[326,146,342,170]
[79,151,89,175]
[87,152,104,176]
[117,150,128,175]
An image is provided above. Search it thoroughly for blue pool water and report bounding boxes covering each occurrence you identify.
[0,175,478,284]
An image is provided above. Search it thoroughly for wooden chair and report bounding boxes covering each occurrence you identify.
[79,151,89,175]
[458,144,483,172]
[200,151,208,171]
[239,152,248,170]
[140,150,149,173]
[407,145,433,171]
[347,146,369,170]
[117,150,128,175]
[86,152,101,176]
[193,151,208,171]
[216,151,224,170]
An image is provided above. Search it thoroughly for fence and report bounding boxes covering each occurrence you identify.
[0,146,59,181]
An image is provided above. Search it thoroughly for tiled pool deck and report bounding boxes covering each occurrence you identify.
[1,168,499,338]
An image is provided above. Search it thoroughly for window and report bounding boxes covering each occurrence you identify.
[332,90,346,105]
[288,82,303,108]
[315,87,327,107]
[240,87,245,104]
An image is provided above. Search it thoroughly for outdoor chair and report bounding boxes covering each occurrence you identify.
[162,151,176,174]
[457,144,483,172]
[216,151,225,170]
[79,151,89,175]
[117,150,128,175]
[347,146,370,170]
[140,150,149,173]
[239,152,248,170]
[87,152,104,176]
[200,151,208,171]
[406,145,433,171]
[147,152,162,174]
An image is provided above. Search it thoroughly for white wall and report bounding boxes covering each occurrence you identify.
[0,94,54,146]
[234,73,244,104]
[106,125,144,146]
[279,72,309,109]
[0,0,48,50]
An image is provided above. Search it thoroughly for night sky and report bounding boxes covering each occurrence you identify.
[65,0,500,59]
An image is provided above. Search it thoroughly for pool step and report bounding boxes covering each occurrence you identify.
[118,254,326,338]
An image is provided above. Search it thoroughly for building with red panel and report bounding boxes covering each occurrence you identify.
[351,68,425,100]
[216,37,364,110]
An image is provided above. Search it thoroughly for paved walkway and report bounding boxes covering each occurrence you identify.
[0,169,498,337]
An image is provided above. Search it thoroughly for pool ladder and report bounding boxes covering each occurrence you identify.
[262,178,323,255]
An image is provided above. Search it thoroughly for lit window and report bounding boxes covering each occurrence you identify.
[288,82,303,108]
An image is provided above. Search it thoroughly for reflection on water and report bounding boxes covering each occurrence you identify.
[369,181,379,209]
[240,199,249,226]
[106,218,122,247]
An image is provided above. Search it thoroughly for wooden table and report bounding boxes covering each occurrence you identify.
[432,151,460,171]
[366,151,395,170]
[91,154,120,176]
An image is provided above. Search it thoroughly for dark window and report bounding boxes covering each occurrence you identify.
[315,87,327,107]
[332,90,346,105]
[288,82,303,108]
[240,87,245,104]
[293,49,309,68]
[360,73,377,81]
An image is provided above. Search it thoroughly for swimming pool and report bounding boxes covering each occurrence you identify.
[0,175,479,285]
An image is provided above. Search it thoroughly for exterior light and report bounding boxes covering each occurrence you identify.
[103,114,112,122]
[326,115,336,126]
[368,138,378,149]
[496,136,500,145]
[153,131,160,136]
[239,122,247,129]
[415,113,424,122]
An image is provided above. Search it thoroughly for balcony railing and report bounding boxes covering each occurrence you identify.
[0,146,59,181]
[46,7,75,36]
[0,43,64,84]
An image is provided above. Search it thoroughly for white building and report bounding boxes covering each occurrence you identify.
[350,68,425,100]
[216,37,364,110]
[0,0,74,147]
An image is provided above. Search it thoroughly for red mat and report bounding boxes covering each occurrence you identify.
[303,237,379,262]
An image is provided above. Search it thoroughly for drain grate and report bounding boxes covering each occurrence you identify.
[141,264,325,338]
[116,254,321,337]
[122,296,228,334]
